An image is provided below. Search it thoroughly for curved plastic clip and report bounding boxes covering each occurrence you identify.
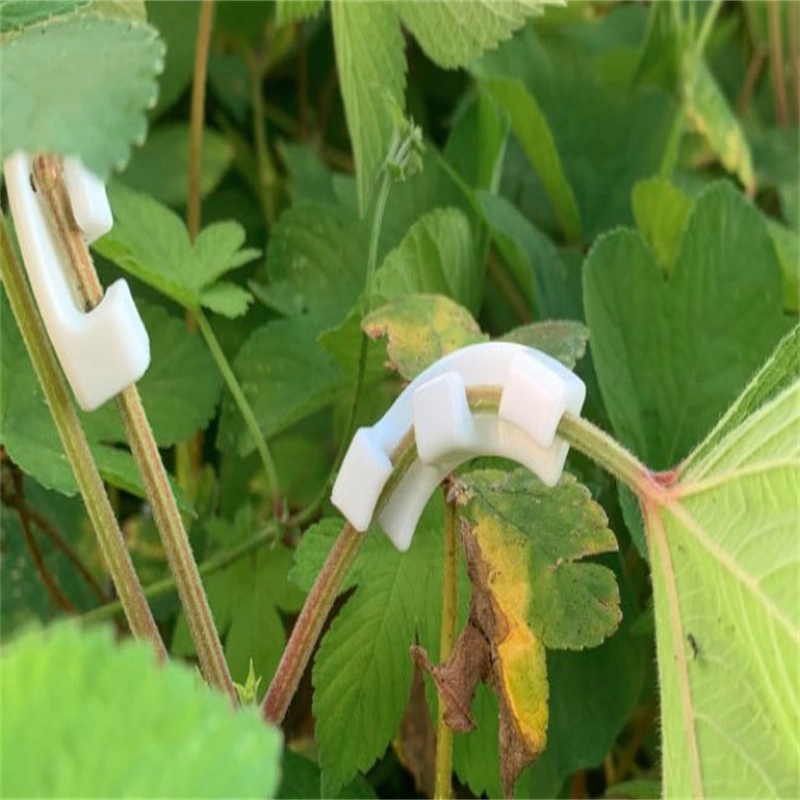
[4,153,150,411]
[331,342,586,552]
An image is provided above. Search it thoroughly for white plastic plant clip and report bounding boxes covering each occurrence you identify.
[331,342,586,552]
[4,153,150,411]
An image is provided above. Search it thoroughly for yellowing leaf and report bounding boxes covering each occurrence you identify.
[363,294,487,381]
[433,469,621,795]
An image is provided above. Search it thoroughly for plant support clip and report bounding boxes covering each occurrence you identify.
[331,342,586,551]
[4,153,150,411]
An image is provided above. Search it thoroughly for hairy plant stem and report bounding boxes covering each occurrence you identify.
[31,156,235,702]
[261,391,656,724]
[188,0,214,241]
[262,522,365,724]
[434,491,458,800]
[768,0,788,127]
[194,308,282,512]
[84,499,321,625]
[0,214,166,657]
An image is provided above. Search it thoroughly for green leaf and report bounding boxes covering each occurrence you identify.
[452,468,621,793]
[444,89,509,193]
[173,538,304,697]
[395,1,545,69]
[751,126,799,231]
[1,623,282,797]
[309,500,446,796]
[477,191,583,320]
[217,318,340,458]
[0,291,200,509]
[363,294,487,381]
[278,751,377,800]
[94,184,259,317]
[500,320,588,369]
[146,0,199,116]
[584,181,788,469]
[767,220,800,313]
[477,25,675,240]
[641,335,800,797]
[0,0,86,31]
[482,77,581,242]
[0,16,164,177]
[686,60,755,195]
[375,207,482,313]
[253,202,369,330]
[121,123,233,207]
[331,0,406,214]
[274,0,324,27]
[632,177,694,271]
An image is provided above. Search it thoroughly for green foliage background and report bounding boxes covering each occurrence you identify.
[1,1,797,798]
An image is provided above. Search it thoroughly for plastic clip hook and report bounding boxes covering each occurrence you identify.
[331,342,586,552]
[4,153,150,411]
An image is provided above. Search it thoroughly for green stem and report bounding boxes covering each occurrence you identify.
[259,389,656,726]
[0,215,166,659]
[331,172,392,477]
[187,0,215,242]
[194,308,281,511]
[84,519,281,624]
[32,156,236,703]
[261,522,365,724]
[248,48,277,227]
[690,0,723,71]
[434,491,458,800]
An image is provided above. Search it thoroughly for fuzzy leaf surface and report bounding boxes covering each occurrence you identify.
[331,0,406,214]
[456,468,621,793]
[0,623,282,797]
[1,16,164,177]
[642,329,800,797]
[307,501,445,796]
[584,181,789,469]
[395,1,545,69]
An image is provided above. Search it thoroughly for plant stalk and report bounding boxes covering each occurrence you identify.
[434,491,458,800]
[32,155,236,703]
[194,308,282,512]
[188,0,215,241]
[0,214,166,658]
[768,0,788,127]
[262,522,365,724]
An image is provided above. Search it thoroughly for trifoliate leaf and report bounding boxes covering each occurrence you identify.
[584,181,789,469]
[309,500,445,797]
[640,331,800,798]
[94,184,259,317]
[0,16,164,177]
[331,1,406,214]
[395,1,547,69]
[374,207,482,313]
[363,294,487,381]
[632,177,694,271]
[121,123,233,207]
[217,318,340,458]
[0,623,282,798]
[252,202,369,331]
[454,468,620,795]
[274,0,324,27]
